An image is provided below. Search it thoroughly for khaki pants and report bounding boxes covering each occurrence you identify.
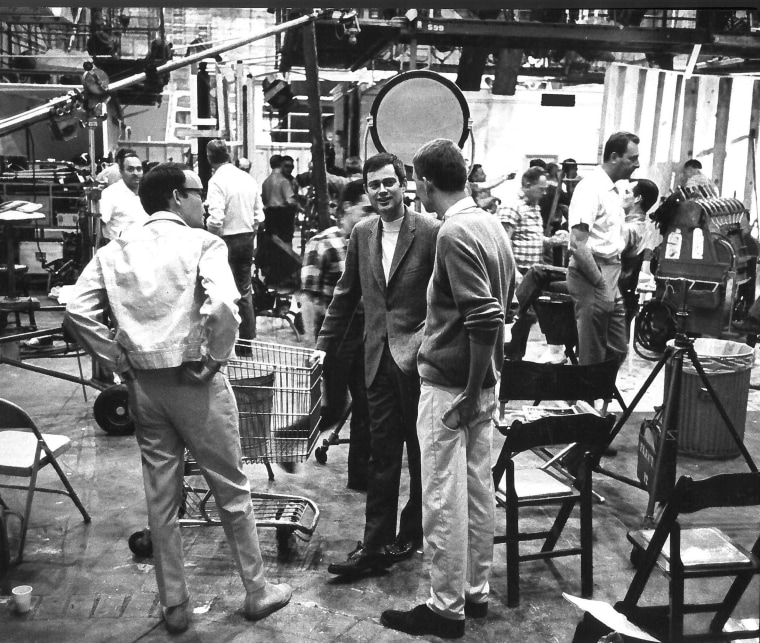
[566,260,628,366]
[418,382,496,620]
[127,367,266,607]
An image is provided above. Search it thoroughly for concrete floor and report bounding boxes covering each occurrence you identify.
[2,290,760,642]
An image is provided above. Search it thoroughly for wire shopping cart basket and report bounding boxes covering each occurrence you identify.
[128,339,322,556]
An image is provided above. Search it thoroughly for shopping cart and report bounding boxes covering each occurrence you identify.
[128,339,322,555]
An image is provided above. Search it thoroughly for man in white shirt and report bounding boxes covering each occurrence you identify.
[99,152,149,241]
[205,139,265,344]
[566,131,640,365]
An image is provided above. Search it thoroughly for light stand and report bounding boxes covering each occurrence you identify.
[597,277,758,527]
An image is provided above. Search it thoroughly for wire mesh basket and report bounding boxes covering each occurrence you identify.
[226,339,322,463]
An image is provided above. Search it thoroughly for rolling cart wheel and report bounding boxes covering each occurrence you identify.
[93,384,135,435]
[314,444,328,464]
[128,529,153,557]
[276,527,293,553]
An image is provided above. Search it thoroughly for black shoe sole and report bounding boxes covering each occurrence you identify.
[464,601,488,618]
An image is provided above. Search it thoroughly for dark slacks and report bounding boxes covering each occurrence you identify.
[319,315,371,488]
[223,232,256,341]
[363,343,423,548]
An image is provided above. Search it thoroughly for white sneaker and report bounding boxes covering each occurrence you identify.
[535,344,567,365]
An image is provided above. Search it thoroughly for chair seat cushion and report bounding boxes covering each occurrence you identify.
[0,430,70,475]
[498,468,573,500]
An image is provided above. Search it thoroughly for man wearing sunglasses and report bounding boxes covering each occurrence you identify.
[205,139,265,347]
[65,163,291,634]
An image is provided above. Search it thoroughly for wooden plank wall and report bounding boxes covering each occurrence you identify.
[600,63,760,219]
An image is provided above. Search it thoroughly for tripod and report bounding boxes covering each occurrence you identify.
[599,278,758,526]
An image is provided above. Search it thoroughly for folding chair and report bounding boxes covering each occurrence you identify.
[0,398,91,563]
[619,472,760,642]
[493,412,615,607]
[499,358,619,482]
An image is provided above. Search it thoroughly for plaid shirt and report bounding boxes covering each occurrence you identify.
[301,226,348,306]
[498,191,544,271]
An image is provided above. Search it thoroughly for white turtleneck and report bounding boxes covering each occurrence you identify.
[381,216,403,281]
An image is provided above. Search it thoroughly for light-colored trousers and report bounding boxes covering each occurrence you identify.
[418,381,496,620]
[127,367,266,607]
[566,260,628,366]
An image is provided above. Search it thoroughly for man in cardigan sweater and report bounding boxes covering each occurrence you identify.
[381,139,515,639]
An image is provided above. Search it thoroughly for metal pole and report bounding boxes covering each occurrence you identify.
[302,20,331,231]
[0,10,324,137]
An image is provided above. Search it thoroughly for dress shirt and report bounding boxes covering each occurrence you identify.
[568,165,625,259]
[99,179,149,240]
[206,163,265,236]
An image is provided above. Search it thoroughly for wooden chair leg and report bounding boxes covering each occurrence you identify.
[542,499,574,552]
[506,495,520,607]
[580,476,593,597]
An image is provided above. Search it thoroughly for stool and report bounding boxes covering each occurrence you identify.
[0,264,37,330]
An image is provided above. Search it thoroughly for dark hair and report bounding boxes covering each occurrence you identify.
[468,163,483,182]
[138,162,189,214]
[684,158,702,170]
[281,155,294,165]
[562,158,577,167]
[344,155,363,175]
[342,179,366,206]
[269,154,282,169]
[632,178,659,213]
[603,131,639,162]
[118,152,141,171]
[412,139,467,192]
[522,166,547,187]
[363,152,406,187]
[114,147,136,165]
[529,158,547,169]
[206,139,230,165]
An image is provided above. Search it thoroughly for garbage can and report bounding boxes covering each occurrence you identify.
[665,338,754,459]
[533,293,577,347]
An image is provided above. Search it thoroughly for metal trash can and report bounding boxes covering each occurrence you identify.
[533,293,577,347]
[665,338,754,459]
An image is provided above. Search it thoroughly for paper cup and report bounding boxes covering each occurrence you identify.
[12,585,32,613]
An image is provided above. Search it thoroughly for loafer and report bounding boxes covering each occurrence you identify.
[381,603,464,639]
[387,535,423,563]
[465,599,488,618]
[164,597,190,634]
[244,582,292,621]
[327,541,391,576]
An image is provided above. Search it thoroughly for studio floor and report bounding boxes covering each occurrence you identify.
[2,292,760,642]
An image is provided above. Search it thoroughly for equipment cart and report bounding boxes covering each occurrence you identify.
[128,339,322,555]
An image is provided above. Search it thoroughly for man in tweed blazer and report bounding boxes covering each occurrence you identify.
[316,152,440,576]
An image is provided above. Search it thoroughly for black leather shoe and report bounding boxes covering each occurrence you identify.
[733,318,760,334]
[327,542,391,576]
[381,604,464,639]
[464,599,488,618]
[387,535,423,562]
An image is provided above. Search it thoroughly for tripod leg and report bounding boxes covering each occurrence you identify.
[643,349,682,527]
[686,346,758,472]
[607,347,672,444]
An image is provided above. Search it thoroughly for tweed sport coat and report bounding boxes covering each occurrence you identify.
[316,205,440,386]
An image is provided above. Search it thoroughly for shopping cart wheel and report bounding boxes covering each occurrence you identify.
[128,528,153,557]
[94,384,135,435]
[314,443,328,464]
